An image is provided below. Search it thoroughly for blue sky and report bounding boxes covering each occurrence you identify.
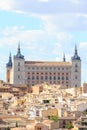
[0,0,87,85]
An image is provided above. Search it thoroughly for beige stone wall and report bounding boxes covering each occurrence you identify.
[25,63,72,87]
[82,83,87,93]
[42,108,58,118]
[51,122,59,130]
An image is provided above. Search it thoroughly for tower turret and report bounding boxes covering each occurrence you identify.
[6,52,12,67]
[6,53,12,83]
[14,42,24,59]
[71,45,81,61]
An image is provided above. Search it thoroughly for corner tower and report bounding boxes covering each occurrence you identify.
[13,43,25,85]
[6,53,12,83]
[71,45,81,87]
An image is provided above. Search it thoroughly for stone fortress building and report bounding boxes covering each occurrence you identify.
[6,44,81,88]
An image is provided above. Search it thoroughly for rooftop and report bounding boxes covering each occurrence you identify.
[25,61,72,66]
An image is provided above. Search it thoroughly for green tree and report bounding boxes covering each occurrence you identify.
[16,121,18,127]
[49,116,58,122]
[83,111,87,116]
[6,127,10,130]
[66,122,74,130]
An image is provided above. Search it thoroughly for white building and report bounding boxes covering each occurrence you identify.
[6,44,81,88]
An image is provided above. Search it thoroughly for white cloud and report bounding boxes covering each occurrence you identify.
[0,0,87,14]
[0,0,87,31]
[79,42,87,49]
[0,26,73,60]
[53,44,63,61]
[0,26,53,48]
[56,32,72,41]
[0,0,14,10]
[55,53,71,62]
[41,14,87,31]
[38,0,49,2]
[66,0,80,4]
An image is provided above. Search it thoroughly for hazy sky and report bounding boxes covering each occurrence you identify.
[0,0,87,84]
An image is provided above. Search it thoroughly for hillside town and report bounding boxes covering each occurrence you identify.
[0,80,87,130]
[0,45,87,130]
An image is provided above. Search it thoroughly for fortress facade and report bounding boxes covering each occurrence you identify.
[6,44,81,88]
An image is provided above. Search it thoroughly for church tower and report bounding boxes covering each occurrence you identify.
[6,53,12,83]
[13,43,25,85]
[71,45,81,87]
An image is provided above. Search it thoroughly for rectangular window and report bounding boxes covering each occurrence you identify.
[45,76,48,80]
[18,68,20,71]
[75,84,77,87]
[36,76,39,79]
[45,67,48,70]
[32,67,35,70]
[54,76,56,80]
[62,77,64,80]
[28,76,30,79]
[66,77,69,80]
[18,62,20,66]
[54,67,56,70]
[75,69,78,72]
[18,75,20,79]
[41,67,43,70]
[41,76,43,80]
[32,76,34,80]
[75,76,77,79]
[58,77,60,80]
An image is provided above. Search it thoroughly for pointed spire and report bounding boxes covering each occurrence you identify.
[63,53,66,62]
[75,44,78,55]
[6,52,12,67]
[17,42,21,54]
[71,44,81,61]
[14,42,24,59]
[9,52,12,61]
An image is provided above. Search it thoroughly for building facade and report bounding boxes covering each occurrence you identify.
[6,44,81,88]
